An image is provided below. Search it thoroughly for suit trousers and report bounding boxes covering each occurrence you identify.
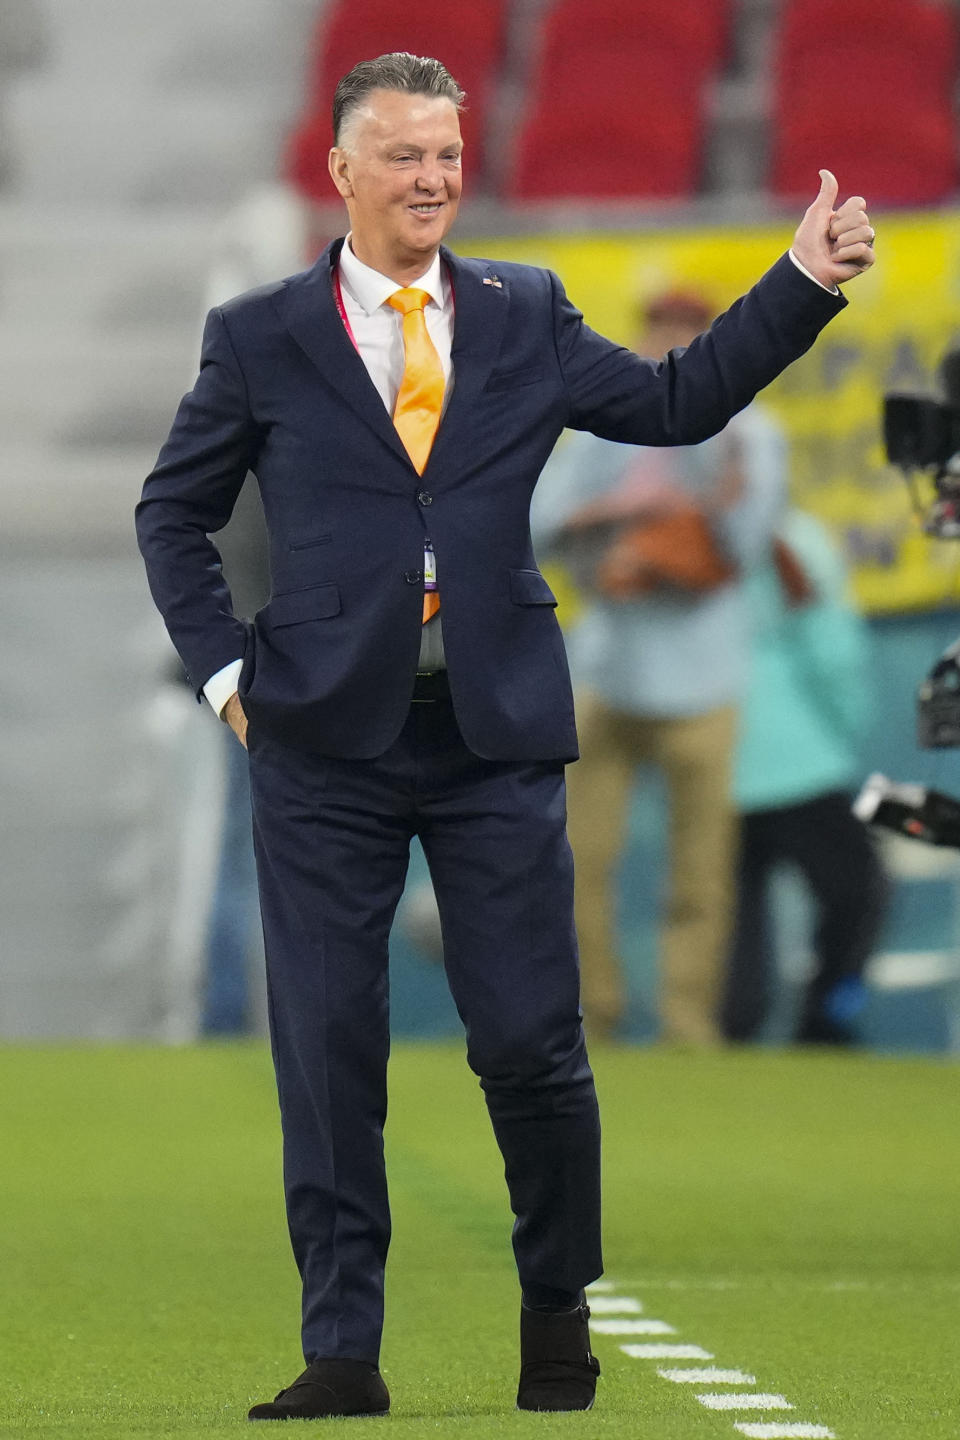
[246,693,602,1364]
[565,692,739,1044]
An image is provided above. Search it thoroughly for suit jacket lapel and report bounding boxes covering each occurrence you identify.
[426,248,509,477]
[278,239,411,468]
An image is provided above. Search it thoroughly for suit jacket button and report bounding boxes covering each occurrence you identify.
[404,569,422,584]
[417,489,433,506]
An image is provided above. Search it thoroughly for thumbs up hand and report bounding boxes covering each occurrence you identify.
[792,169,876,288]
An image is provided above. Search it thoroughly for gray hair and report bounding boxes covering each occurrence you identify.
[333,52,465,148]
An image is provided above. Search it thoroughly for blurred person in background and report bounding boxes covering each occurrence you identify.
[533,291,787,1046]
[719,507,888,1046]
[136,50,874,1422]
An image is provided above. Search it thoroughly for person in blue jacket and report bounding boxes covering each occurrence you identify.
[720,507,888,1044]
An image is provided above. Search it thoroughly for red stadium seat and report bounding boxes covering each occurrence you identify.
[772,0,959,205]
[774,104,959,208]
[777,0,958,96]
[512,73,706,201]
[535,0,731,85]
[508,0,732,201]
[287,111,338,206]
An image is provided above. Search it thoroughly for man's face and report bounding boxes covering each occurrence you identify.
[328,89,463,276]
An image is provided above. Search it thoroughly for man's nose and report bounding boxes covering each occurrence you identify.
[415,161,443,192]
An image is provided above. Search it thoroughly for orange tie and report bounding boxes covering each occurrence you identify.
[387,287,444,622]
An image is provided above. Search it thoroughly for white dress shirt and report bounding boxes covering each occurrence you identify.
[788,248,839,295]
[204,244,831,716]
[203,236,455,716]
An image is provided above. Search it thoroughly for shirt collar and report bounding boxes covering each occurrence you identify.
[338,234,446,315]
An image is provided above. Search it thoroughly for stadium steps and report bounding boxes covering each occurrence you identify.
[0,203,215,545]
[0,0,324,1040]
[0,204,226,1040]
[0,552,216,1040]
[0,203,212,329]
[703,0,780,195]
[4,0,316,207]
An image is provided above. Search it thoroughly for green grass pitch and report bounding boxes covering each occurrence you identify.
[0,1042,957,1438]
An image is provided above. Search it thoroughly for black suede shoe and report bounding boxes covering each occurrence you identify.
[516,1302,600,1412]
[247,1358,389,1420]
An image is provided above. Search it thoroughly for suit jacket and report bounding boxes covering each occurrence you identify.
[135,238,844,761]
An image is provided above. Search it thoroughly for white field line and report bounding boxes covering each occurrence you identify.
[585,1281,616,1293]
[591,1318,675,1335]
[621,1343,714,1360]
[606,1275,960,1296]
[595,1285,836,1438]
[699,1394,793,1411]
[659,1369,757,1385]
[734,1427,835,1439]
[587,1296,643,1314]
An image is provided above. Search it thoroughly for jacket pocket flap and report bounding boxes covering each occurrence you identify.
[509,568,558,606]
[484,365,545,392]
[267,583,341,627]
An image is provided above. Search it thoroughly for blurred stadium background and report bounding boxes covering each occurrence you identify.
[2,0,960,1052]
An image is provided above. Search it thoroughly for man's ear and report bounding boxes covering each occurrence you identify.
[328,147,353,199]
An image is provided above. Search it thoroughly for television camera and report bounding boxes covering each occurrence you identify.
[857,349,960,847]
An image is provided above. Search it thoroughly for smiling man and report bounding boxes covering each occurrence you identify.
[136,52,875,1422]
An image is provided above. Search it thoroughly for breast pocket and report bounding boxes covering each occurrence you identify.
[484,365,546,393]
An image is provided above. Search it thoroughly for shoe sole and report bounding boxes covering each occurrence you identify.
[249,1413,389,1422]
[516,1400,595,1412]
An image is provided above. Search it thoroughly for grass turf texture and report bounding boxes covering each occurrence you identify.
[0,1044,957,1439]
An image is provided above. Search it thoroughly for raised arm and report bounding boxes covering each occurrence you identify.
[553,174,874,449]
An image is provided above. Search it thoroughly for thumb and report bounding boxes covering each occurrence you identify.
[814,167,839,213]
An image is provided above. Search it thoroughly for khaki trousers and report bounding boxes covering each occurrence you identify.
[566,693,739,1045]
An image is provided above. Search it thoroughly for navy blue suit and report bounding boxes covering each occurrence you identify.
[136,239,844,1363]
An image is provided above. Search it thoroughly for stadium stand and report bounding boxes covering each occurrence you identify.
[508,0,733,200]
[0,0,314,1039]
[771,0,960,205]
[2,0,959,1048]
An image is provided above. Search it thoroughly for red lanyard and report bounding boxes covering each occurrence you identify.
[332,266,360,351]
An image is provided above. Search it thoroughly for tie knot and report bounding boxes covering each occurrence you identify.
[387,287,431,318]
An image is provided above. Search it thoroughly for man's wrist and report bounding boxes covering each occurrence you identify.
[203,658,244,717]
[788,248,840,297]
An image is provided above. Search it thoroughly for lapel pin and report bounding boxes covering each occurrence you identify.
[483,275,502,289]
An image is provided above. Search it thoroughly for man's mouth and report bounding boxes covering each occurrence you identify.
[409,202,443,215]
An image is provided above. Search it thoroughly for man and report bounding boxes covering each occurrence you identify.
[136,52,875,1420]
[532,291,787,1046]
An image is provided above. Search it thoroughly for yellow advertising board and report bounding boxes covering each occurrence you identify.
[457,212,960,613]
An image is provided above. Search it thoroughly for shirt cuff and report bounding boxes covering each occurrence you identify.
[788,248,840,296]
[203,659,243,717]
